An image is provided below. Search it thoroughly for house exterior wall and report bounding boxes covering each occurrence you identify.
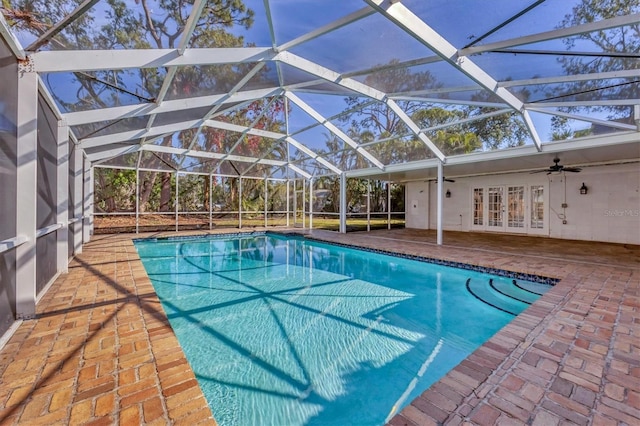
[405,162,640,245]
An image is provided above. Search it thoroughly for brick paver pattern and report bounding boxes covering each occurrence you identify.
[0,228,637,425]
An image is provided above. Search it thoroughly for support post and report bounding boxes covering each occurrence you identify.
[209,174,213,231]
[71,143,83,254]
[437,161,443,245]
[339,173,347,233]
[302,179,306,229]
[56,120,69,273]
[309,178,313,230]
[367,179,371,232]
[175,172,179,232]
[264,178,268,228]
[292,179,297,226]
[238,177,243,229]
[387,181,391,230]
[286,179,290,227]
[135,168,139,234]
[15,64,38,318]
[89,166,94,236]
[82,157,92,243]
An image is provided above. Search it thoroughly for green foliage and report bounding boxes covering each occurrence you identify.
[335,60,528,161]
[94,168,136,212]
[551,0,640,135]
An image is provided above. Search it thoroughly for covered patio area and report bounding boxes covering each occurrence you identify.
[0,229,637,425]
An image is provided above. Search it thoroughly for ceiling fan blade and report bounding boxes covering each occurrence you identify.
[444,178,455,182]
[564,168,582,172]
[530,169,549,174]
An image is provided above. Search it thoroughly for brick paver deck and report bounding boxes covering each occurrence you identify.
[0,228,637,425]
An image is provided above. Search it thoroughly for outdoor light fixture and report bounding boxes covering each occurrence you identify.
[580,183,588,195]
[446,189,451,198]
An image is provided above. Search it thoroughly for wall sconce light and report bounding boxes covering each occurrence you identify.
[445,189,451,198]
[579,183,588,195]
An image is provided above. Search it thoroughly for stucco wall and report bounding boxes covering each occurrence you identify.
[405,162,640,245]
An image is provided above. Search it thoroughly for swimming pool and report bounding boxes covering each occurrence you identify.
[135,232,552,426]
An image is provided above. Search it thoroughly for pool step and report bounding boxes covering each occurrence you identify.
[489,278,537,305]
[465,278,532,316]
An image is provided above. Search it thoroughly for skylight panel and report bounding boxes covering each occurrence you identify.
[41,70,160,113]
[402,0,531,48]
[268,0,364,46]
[288,12,435,74]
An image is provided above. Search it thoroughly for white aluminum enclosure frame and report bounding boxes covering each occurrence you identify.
[1,1,638,246]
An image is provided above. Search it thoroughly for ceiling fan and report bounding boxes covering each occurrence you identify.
[531,157,582,174]
[427,177,456,183]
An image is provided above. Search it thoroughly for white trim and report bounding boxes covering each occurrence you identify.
[460,13,640,56]
[0,236,29,254]
[63,87,282,126]
[139,144,286,167]
[0,320,24,351]
[0,13,26,59]
[26,0,100,51]
[285,91,386,169]
[277,51,386,101]
[527,107,638,131]
[32,47,277,72]
[36,223,63,238]
[288,164,312,179]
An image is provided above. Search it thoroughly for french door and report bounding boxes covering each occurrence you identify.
[474,185,528,233]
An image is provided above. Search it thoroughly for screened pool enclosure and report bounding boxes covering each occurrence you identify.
[0,1,638,322]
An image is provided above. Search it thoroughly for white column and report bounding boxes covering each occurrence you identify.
[56,120,69,273]
[367,180,371,232]
[437,161,443,245]
[302,179,306,229]
[89,166,94,236]
[209,174,213,231]
[264,179,268,228]
[175,172,179,232]
[339,173,347,233]
[238,177,243,229]
[286,179,290,227]
[71,144,83,254]
[82,157,91,243]
[292,180,297,226]
[135,168,139,234]
[387,181,391,230]
[308,178,313,230]
[15,63,38,319]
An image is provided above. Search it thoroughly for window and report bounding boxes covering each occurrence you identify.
[531,186,544,229]
[473,188,483,225]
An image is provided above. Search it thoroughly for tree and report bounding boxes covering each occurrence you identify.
[550,0,640,134]
[94,168,136,212]
[4,0,290,215]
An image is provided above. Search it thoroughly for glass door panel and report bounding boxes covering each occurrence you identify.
[488,187,504,228]
[507,186,525,229]
[473,188,484,226]
[531,186,544,229]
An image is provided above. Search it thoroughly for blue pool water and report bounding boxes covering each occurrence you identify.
[135,233,551,426]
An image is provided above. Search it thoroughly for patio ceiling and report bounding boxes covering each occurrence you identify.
[2,0,639,180]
